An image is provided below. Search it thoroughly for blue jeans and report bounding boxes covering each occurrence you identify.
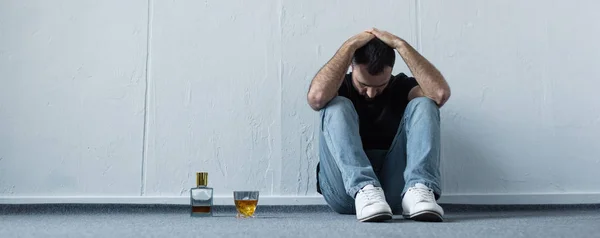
[317,96,441,214]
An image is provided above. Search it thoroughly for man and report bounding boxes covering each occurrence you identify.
[307,28,451,222]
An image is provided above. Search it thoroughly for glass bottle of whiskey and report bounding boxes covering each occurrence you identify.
[190,172,213,217]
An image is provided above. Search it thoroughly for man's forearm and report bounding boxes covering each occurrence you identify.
[396,40,450,104]
[307,44,355,111]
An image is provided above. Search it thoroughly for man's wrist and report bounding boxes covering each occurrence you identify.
[341,41,358,54]
[394,39,408,51]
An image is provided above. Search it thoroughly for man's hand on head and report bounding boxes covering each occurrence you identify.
[367,28,405,49]
[344,31,376,51]
[306,30,376,111]
[368,28,450,106]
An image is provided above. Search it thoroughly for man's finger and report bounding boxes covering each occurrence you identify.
[370,28,385,38]
[373,28,385,35]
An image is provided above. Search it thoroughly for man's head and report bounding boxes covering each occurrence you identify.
[351,38,395,100]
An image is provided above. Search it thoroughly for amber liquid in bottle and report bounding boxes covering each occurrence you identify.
[191,205,212,213]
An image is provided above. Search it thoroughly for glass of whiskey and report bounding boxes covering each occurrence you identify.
[233,191,259,218]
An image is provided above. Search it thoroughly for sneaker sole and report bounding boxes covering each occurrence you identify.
[359,212,393,222]
[403,211,443,222]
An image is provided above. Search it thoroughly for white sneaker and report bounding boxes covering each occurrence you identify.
[402,183,444,222]
[355,184,392,222]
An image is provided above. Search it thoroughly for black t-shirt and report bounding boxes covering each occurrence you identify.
[338,72,419,150]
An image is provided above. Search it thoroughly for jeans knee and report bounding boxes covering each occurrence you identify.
[406,97,439,116]
[320,96,356,120]
[323,96,353,112]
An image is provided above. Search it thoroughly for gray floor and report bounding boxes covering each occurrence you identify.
[1,204,600,238]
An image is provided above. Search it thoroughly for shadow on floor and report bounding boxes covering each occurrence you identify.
[382,209,600,223]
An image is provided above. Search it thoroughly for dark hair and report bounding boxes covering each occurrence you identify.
[353,38,396,75]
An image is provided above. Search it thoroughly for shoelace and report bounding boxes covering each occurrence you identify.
[410,187,435,203]
[361,187,386,202]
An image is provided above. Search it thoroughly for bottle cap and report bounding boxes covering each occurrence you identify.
[196,172,208,186]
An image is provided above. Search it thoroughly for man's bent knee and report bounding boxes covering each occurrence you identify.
[408,97,438,108]
[323,95,352,108]
[320,96,357,123]
[406,97,439,115]
[322,96,353,112]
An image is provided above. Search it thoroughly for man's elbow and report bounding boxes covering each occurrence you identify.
[307,93,326,111]
[433,88,451,107]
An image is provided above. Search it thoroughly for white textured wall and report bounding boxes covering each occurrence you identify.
[1,0,599,205]
[0,0,148,196]
[426,0,600,202]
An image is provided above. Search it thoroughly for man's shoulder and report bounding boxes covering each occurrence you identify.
[392,72,410,80]
[386,73,418,100]
[390,72,418,86]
